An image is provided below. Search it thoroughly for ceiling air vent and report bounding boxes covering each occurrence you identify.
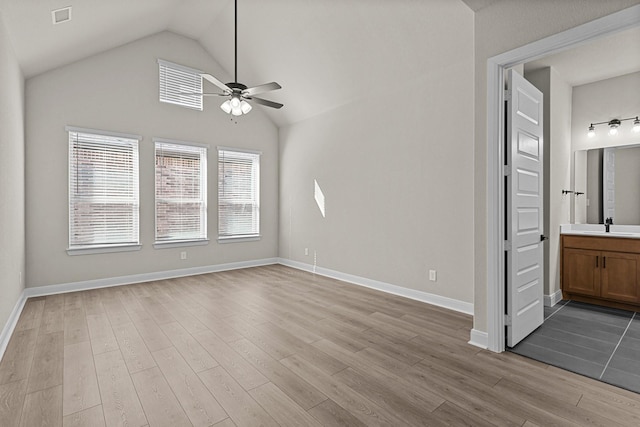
[51,6,72,25]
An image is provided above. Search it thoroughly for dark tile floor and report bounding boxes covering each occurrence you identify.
[510,300,640,393]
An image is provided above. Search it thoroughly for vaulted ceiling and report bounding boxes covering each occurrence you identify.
[1,0,638,127]
[0,0,477,126]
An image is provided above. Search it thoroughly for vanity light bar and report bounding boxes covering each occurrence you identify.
[587,116,640,138]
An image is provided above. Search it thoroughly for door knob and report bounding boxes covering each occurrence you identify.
[540,235,548,241]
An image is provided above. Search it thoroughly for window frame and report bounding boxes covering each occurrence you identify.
[154,137,209,249]
[66,126,142,256]
[158,59,204,111]
[217,147,262,242]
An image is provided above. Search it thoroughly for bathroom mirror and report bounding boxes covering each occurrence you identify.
[574,144,640,225]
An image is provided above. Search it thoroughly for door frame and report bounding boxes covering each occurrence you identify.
[486,5,640,353]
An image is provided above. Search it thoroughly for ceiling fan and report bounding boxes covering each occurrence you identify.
[187,0,283,116]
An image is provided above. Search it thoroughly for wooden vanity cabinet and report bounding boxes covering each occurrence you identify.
[562,248,600,297]
[561,235,640,310]
[600,251,639,303]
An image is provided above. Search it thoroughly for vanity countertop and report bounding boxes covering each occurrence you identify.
[560,224,640,239]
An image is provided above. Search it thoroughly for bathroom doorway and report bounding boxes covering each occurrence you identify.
[486,5,640,353]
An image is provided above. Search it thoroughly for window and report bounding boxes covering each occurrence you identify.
[68,127,140,253]
[218,148,261,240]
[155,139,208,245]
[158,59,203,110]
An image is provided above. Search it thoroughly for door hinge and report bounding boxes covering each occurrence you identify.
[504,89,510,99]
[503,165,511,176]
[504,314,512,326]
[504,240,512,251]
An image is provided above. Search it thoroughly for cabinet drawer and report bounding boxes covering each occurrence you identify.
[562,235,640,252]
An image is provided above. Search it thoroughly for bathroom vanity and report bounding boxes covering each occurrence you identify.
[561,225,640,311]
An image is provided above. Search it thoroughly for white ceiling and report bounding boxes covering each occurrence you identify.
[0,0,637,127]
[0,0,476,127]
[524,26,640,87]
[459,0,503,12]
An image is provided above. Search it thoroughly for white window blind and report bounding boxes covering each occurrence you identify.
[158,59,203,110]
[68,129,140,249]
[218,148,261,239]
[155,140,207,243]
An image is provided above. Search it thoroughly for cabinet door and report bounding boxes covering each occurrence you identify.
[563,248,600,297]
[601,251,639,303]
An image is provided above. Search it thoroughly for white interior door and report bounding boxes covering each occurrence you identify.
[506,69,544,347]
[603,148,615,221]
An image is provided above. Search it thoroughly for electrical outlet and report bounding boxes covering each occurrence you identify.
[19,271,22,285]
[180,251,187,260]
[429,269,437,282]
[305,248,309,256]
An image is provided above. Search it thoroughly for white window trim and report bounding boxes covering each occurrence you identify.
[158,59,204,111]
[67,244,142,256]
[218,235,261,244]
[217,146,262,155]
[154,138,208,244]
[154,137,209,149]
[68,127,141,254]
[217,148,261,241]
[157,59,203,75]
[153,239,209,249]
[65,126,142,141]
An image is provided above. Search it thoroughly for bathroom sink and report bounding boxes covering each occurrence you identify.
[577,231,635,237]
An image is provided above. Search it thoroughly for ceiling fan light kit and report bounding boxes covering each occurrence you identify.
[194,0,282,117]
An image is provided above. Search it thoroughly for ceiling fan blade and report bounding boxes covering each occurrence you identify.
[178,92,227,97]
[249,97,284,109]
[201,73,232,93]
[243,82,282,97]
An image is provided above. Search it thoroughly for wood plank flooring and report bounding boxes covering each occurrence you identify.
[1,264,639,426]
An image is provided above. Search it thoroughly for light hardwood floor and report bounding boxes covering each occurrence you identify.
[1,264,639,426]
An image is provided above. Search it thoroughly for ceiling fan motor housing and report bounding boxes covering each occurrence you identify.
[226,82,248,93]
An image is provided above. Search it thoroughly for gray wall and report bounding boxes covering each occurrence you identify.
[572,71,640,152]
[0,13,25,333]
[25,31,279,288]
[279,1,475,305]
[473,0,640,332]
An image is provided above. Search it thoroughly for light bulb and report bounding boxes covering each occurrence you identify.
[220,100,232,114]
[240,100,252,114]
[608,119,621,136]
[587,124,595,138]
[633,117,640,133]
[231,107,243,116]
[230,97,241,109]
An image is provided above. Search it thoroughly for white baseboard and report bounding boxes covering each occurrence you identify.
[24,258,279,298]
[468,328,488,349]
[0,291,27,363]
[544,290,563,307]
[278,258,474,315]
[3,256,478,361]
